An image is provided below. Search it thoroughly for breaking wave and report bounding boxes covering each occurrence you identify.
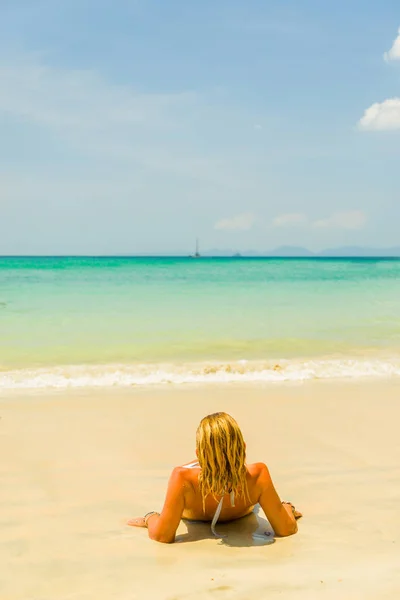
[1,357,400,391]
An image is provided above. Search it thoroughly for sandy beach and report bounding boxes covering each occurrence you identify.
[1,380,400,599]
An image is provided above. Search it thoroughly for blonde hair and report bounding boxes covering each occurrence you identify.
[196,412,249,510]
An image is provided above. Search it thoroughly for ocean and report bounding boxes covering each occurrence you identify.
[1,256,400,390]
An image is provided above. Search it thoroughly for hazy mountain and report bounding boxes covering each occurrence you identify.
[202,246,400,258]
[264,246,315,257]
[318,246,400,257]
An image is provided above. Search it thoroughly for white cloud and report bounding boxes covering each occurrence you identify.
[358,28,400,131]
[214,213,256,231]
[312,211,367,230]
[358,98,400,131]
[384,28,400,62]
[272,213,308,227]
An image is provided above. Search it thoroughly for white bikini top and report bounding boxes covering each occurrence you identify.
[183,461,235,538]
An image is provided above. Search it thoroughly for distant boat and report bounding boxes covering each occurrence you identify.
[191,238,201,258]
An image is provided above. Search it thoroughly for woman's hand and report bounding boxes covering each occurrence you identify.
[127,517,147,528]
[282,502,303,519]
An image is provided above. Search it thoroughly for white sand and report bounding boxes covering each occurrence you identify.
[1,381,400,599]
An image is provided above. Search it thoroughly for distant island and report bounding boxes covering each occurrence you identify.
[202,246,400,258]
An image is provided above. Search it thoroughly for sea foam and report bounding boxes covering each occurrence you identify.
[1,358,400,391]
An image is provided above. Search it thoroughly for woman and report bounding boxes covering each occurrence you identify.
[128,412,302,543]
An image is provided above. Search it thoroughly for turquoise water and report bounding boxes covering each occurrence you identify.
[1,257,400,388]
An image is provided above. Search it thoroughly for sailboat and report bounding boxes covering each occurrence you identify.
[191,238,201,258]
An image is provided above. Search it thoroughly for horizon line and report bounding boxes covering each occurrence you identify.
[1,254,400,259]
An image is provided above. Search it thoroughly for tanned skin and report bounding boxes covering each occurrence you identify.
[128,461,302,544]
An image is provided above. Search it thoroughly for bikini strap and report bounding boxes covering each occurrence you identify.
[182,461,200,469]
[210,491,235,538]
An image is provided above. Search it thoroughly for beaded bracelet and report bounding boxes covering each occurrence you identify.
[282,501,296,515]
[144,511,160,526]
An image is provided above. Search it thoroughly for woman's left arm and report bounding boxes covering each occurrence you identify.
[128,467,186,543]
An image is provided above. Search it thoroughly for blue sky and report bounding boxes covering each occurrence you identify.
[1,0,399,254]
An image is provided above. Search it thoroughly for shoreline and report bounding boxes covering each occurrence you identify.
[2,353,400,393]
[2,375,400,404]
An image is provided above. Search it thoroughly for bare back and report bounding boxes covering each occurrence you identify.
[180,460,263,522]
[128,460,300,543]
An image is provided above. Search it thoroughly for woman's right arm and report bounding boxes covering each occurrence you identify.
[145,467,187,543]
[256,463,299,537]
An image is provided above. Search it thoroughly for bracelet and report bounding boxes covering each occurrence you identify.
[282,502,296,515]
[144,511,160,526]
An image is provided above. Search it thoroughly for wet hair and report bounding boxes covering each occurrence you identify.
[196,412,249,510]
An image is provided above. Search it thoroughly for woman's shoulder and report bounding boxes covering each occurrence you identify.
[170,464,199,485]
[164,466,197,496]
[247,462,271,480]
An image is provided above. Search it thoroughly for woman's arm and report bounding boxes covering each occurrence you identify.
[129,467,187,543]
[256,463,300,537]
